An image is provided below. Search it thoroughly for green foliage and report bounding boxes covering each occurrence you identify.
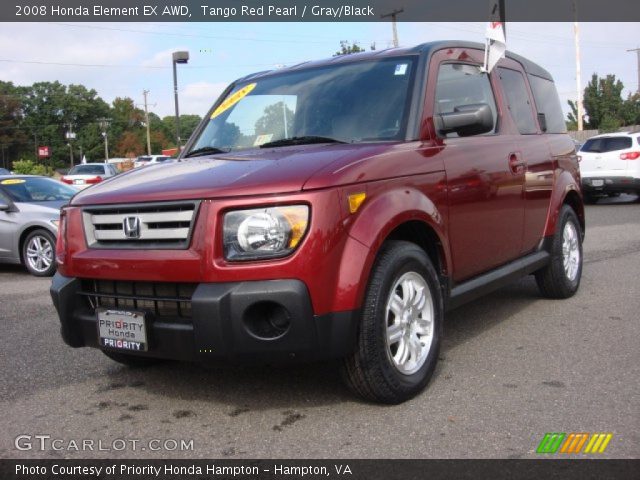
[334,41,366,56]
[255,102,295,139]
[12,159,52,176]
[161,114,202,144]
[0,80,202,169]
[567,74,640,132]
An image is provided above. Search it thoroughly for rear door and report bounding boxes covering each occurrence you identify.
[428,48,524,281]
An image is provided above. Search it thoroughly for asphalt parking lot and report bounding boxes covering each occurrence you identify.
[1,195,639,460]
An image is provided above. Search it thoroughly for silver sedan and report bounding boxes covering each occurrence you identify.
[0,175,76,276]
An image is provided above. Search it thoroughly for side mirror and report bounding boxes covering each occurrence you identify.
[0,201,11,212]
[436,103,494,137]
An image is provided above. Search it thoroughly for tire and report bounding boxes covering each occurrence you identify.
[535,205,583,299]
[102,350,161,367]
[22,229,57,277]
[341,240,443,404]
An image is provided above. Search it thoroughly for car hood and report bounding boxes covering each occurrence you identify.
[70,143,391,206]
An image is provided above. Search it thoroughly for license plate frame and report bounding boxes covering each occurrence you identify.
[97,309,148,352]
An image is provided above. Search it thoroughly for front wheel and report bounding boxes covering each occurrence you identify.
[341,241,443,404]
[22,229,57,277]
[535,205,583,299]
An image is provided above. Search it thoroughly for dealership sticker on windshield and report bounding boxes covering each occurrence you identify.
[253,134,274,146]
[211,83,257,119]
[394,64,408,76]
[1,179,26,185]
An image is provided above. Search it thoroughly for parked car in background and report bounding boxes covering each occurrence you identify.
[60,163,119,189]
[0,175,76,276]
[579,132,640,202]
[133,155,172,168]
[0,168,12,175]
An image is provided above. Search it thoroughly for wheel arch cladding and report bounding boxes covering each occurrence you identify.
[332,187,449,312]
[544,172,584,238]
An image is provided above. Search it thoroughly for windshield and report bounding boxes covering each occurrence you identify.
[1,177,76,202]
[189,56,417,153]
[69,165,105,175]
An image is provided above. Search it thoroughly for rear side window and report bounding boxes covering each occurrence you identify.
[581,137,632,153]
[528,74,566,134]
[605,137,632,151]
[435,63,498,137]
[498,68,537,134]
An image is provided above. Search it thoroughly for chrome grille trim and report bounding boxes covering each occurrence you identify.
[82,201,200,249]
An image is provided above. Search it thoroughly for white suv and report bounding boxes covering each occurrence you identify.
[579,132,640,203]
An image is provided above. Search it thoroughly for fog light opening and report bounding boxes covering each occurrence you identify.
[243,301,291,340]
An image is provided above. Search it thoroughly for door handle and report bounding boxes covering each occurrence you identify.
[509,152,525,174]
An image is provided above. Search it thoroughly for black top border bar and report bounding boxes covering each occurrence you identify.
[2,0,640,22]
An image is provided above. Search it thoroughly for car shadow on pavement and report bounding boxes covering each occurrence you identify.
[89,278,543,410]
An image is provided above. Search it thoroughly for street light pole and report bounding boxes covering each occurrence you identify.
[172,51,189,150]
[380,8,403,48]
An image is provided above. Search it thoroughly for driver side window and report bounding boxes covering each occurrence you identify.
[434,63,498,137]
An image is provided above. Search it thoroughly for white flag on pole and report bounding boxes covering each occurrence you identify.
[483,21,506,73]
[81,155,87,164]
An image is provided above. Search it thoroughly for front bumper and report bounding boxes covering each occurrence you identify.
[50,273,358,363]
[582,176,640,194]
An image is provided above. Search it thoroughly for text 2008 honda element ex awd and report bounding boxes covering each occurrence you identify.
[51,42,584,404]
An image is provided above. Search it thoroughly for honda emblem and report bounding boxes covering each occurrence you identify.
[123,216,141,239]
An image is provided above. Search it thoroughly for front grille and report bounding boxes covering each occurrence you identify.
[82,201,199,249]
[79,279,197,320]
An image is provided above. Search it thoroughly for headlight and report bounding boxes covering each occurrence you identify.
[223,205,309,261]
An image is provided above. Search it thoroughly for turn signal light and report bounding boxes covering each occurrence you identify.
[620,152,640,160]
[60,177,73,184]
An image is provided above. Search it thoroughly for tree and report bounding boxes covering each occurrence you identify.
[115,131,144,158]
[254,102,294,139]
[0,81,28,169]
[161,114,202,145]
[19,81,110,169]
[334,41,366,56]
[582,74,625,129]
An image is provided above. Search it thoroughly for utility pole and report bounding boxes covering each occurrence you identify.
[65,123,76,168]
[143,90,152,155]
[380,8,403,48]
[627,48,640,94]
[573,1,584,131]
[98,118,111,162]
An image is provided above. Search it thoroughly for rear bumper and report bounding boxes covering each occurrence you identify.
[582,176,640,194]
[50,273,358,363]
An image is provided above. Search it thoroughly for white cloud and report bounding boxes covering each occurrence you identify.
[180,81,229,117]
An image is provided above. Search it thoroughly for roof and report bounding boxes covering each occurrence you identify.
[237,41,554,83]
[588,131,640,139]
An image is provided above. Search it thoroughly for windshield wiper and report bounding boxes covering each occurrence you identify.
[183,146,231,158]
[259,136,346,149]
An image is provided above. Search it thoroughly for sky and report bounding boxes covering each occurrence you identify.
[0,22,638,119]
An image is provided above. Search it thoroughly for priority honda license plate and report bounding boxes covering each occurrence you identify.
[97,309,148,351]
[591,179,604,187]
